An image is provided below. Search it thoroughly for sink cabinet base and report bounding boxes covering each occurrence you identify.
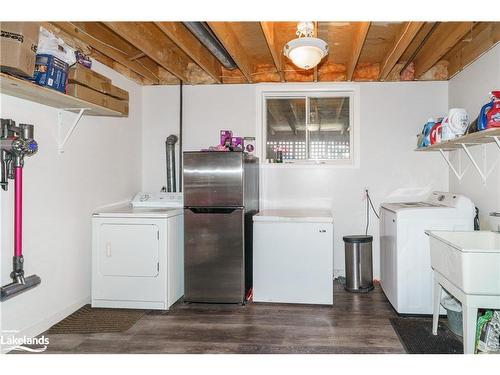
[432,270,500,354]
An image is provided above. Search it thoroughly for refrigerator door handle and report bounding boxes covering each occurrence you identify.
[187,207,241,214]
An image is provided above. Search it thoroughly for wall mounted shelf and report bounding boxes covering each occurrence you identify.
[0,72,125,117]
[416,127,500,183]
[415,128,500,152]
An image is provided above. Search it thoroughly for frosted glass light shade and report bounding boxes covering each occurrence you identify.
[284,37,328,70]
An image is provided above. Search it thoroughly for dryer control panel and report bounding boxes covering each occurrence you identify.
[428,191,474,212]
[132,192,183,208]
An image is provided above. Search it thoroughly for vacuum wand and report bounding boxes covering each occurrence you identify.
[1,120,40,302]
[14,167,22,259]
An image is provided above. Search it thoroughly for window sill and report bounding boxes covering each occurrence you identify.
[260,161,358,169]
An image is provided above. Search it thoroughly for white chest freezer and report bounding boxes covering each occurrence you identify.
[253,209,334,305]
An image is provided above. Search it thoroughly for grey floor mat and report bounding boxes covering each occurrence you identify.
[390,317,463,354]
[47,304,148,334]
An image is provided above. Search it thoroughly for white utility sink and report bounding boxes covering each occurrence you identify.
[428,231,500,295]
[428,230,500,354]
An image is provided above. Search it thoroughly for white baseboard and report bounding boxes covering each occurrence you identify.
[1,295,90,354]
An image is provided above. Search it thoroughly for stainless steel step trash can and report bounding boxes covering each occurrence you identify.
[343,235,374,293]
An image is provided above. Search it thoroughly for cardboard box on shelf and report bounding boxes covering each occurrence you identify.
[0,22,39,77]
[68,64,129,101]
[33,54,69,93]
[66,83,128,116]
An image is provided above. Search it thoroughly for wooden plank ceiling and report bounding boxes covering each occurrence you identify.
[45,21,500,85]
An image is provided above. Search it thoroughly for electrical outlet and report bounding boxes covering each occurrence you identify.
[362,187,369,200]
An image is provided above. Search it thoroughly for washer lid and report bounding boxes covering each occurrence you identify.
[93,204,183,218]
[381,201,445,213]
[253,209,333,223]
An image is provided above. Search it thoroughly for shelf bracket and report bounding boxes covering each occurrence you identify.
[460,144,487,183]
[58,108,90,153]
[489,136,500,150]
[438,149,464,180]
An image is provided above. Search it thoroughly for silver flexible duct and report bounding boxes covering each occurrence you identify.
[166,134,178,192]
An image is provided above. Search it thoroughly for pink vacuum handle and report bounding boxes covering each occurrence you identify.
[14,166,22,257]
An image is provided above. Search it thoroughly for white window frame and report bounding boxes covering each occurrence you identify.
[256,84,360,168]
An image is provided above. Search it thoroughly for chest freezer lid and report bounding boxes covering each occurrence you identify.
[253,209,334,223]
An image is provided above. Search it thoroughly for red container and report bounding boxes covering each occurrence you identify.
[430,121,442,145]
[486,91,500,129]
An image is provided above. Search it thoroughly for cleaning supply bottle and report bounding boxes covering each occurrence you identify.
[486,91,500,128]
[478,91,500,130]
[430,118,443,145]
[419,118,435,148]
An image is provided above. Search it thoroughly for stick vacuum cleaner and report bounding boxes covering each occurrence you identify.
[0,119,40,302]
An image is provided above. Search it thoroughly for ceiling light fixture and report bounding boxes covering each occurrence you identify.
[283,22,329,70]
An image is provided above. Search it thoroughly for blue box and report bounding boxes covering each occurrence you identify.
[33,54,68,93]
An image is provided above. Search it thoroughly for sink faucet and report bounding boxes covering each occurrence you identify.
[490,212,500,232]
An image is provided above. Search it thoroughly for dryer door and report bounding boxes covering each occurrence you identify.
[98,223,159,277]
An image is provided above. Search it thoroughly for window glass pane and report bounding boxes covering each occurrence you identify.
[266,98,306,161]
[308,97,350,160]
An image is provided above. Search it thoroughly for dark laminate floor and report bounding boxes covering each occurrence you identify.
[39,282,405,354]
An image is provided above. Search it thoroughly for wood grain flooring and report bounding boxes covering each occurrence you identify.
[37,282,405,354]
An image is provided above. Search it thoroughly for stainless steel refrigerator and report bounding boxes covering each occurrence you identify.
[183,151,259,304]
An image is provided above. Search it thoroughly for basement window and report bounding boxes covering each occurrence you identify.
[263,91,354,165]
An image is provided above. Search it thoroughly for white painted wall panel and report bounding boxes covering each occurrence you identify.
[142,81,449,278]
[448,44,500,230]
[0,61,142,345]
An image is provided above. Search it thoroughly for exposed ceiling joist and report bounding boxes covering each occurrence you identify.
[346,22,371,81]
[104,22,193,82]
[50,22,160,83]
[413,22,474,78]
[260,22,285,82]
[89,49,153,85]
[379,22,425,80]
[313,21,319,82]
[155,22,222,83]
[44,21,498,86]
[136,56,180,84]
[207,22,254,83]
[445,23,500,79]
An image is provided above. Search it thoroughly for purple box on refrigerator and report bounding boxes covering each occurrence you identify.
[231,137,244,150]
[33,54,68,93]
[220,130,233,147]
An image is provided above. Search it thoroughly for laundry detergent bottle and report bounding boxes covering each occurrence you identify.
[419,118,435,147]
[430,118,443,145]
[478,91,500,130]
[486,91,500,128]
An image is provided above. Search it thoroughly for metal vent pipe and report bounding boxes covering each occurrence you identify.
[165,134,178,192]
[183,22,237,70]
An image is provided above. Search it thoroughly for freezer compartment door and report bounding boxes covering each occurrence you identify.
[183,152,243,207]
[184,207,244,303]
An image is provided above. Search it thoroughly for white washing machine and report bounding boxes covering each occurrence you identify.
[91,192,184,310]
[380,191,475,315]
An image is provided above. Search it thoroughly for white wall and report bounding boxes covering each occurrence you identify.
[142,81,450,278]
[448,44,500,230]
[0,61,142,346]
[142,85,180,192]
